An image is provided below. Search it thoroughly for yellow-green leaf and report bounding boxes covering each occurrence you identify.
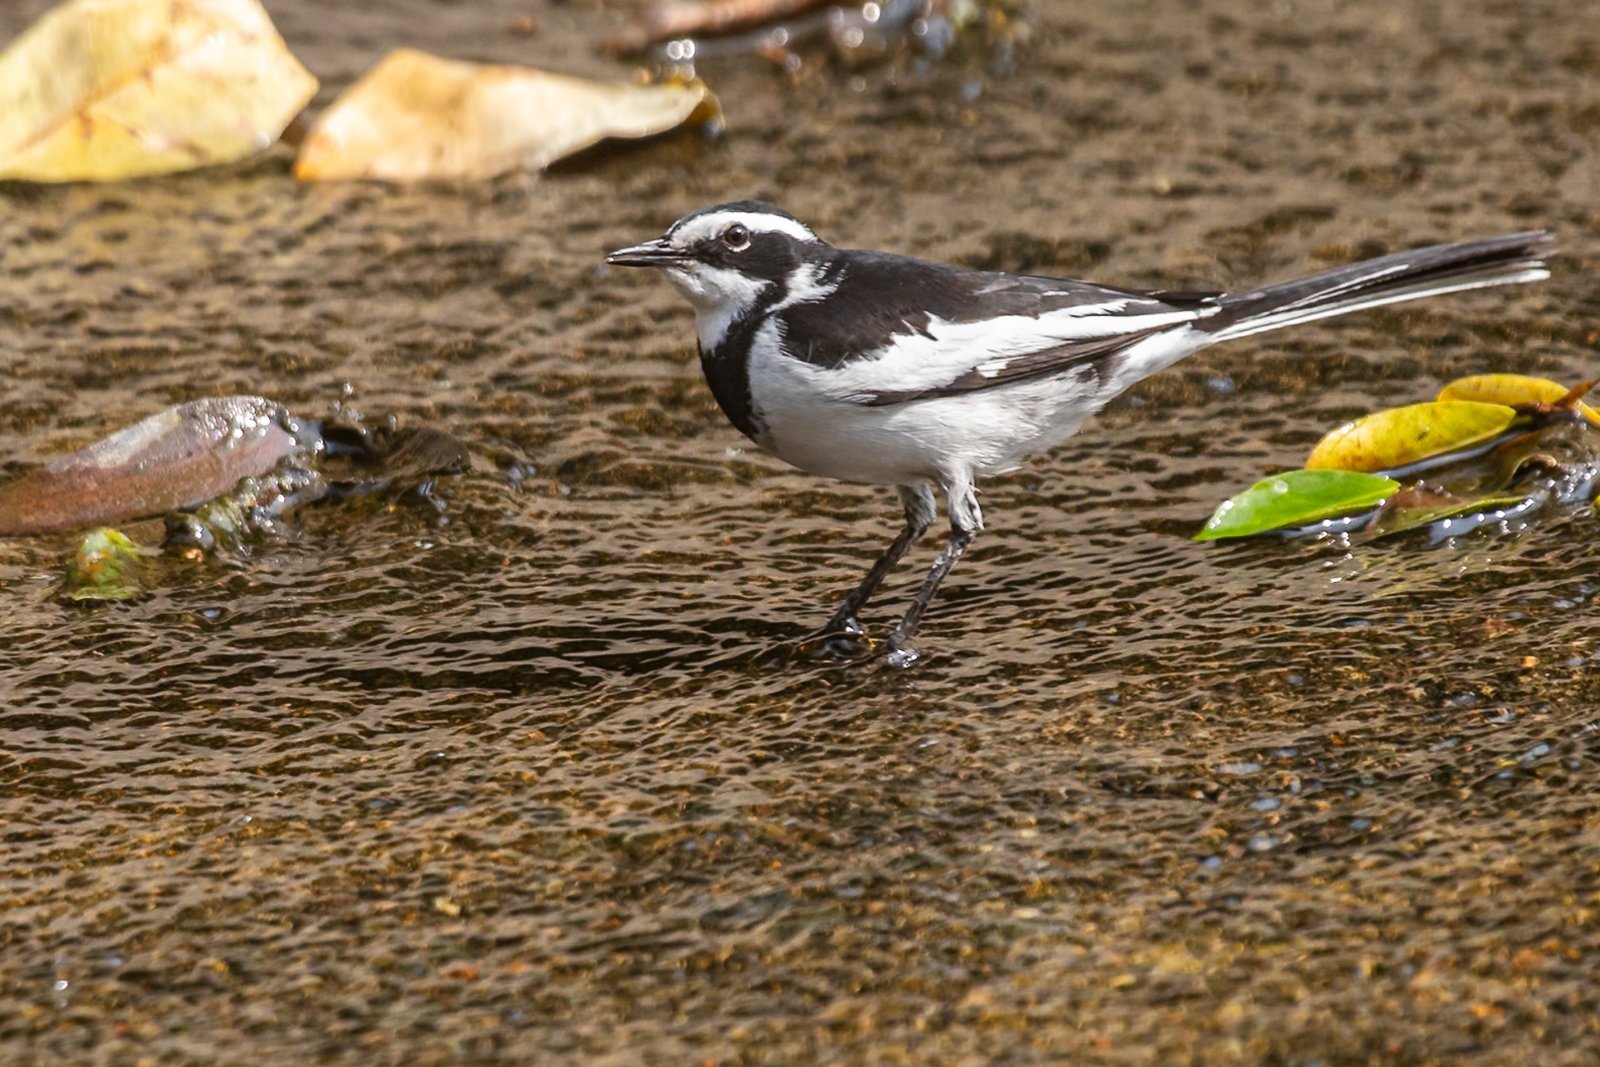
[1195,469,1400,541]
[295,49,722,182]
[0,0,317,182]
[1438,373,1600,426]
[1305,401,1518,473]
[62,528,145,602]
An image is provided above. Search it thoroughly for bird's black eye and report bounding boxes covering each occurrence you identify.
[722,224,751,251]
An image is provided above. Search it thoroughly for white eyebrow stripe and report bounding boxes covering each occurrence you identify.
[670,210,818,245]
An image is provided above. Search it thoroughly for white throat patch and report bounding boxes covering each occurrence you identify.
[667,264,770,350]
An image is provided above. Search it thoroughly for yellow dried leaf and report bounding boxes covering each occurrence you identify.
[0,0,317,182]
[1439,373,1600,425]
[1305,401,1519,473]
[295,48,721,182]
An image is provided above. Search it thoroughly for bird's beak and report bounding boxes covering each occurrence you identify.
[605,237,688,268]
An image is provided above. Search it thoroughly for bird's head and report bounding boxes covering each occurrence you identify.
[607,201,828,333]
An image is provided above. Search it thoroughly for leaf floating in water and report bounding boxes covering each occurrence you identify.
[0,396,312,536]
[61,528,145,603]
[0,0,318,182]
[1195,469,1400,542]
[1438,374,1600,426]
[1200,376,1600,544]
[1304,401,1519,473]
[1360,488,1532,541]
[294,49,721,182]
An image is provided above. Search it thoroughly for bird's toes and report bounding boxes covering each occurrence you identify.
[793,628,873,662]
[822,635,875,661]
[815,613,865,639]
[883,642,921,670]
[787,623,924,670]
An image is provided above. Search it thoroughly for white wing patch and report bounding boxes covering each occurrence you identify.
[809,302,1203,402]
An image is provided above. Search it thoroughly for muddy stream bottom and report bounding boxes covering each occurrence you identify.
[2,0,1599,1063]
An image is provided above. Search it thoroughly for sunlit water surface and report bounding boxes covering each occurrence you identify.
[2,0,1598,1062]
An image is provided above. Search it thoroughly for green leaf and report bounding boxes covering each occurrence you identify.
[61,527,145,603]
[1305,400,1518,473]
[1195,469,1400,542]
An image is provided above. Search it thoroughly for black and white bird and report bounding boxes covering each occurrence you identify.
[607,202,1552,665]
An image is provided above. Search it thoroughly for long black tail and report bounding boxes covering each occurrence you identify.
[1198,231,1554,343]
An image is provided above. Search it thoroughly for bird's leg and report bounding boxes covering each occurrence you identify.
[820,484,937,636]
[883,478,982,668]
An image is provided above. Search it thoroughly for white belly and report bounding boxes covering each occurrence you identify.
[743,320,1209,487]
[748,349,1097,485]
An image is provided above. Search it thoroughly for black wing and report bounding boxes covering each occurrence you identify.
[777,251,1213,404]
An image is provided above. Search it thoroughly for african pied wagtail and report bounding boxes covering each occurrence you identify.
[608,202,1552,666]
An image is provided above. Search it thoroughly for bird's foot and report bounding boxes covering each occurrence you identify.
[787,618,923,669]
[793,616,872,662]
[881,634,920,670]
[817,612,864,639]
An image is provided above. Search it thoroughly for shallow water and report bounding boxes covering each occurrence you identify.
[2,0,1599,1063]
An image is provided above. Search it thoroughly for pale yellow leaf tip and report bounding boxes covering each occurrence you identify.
[0,0,317,182]
[295,49,720,183]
